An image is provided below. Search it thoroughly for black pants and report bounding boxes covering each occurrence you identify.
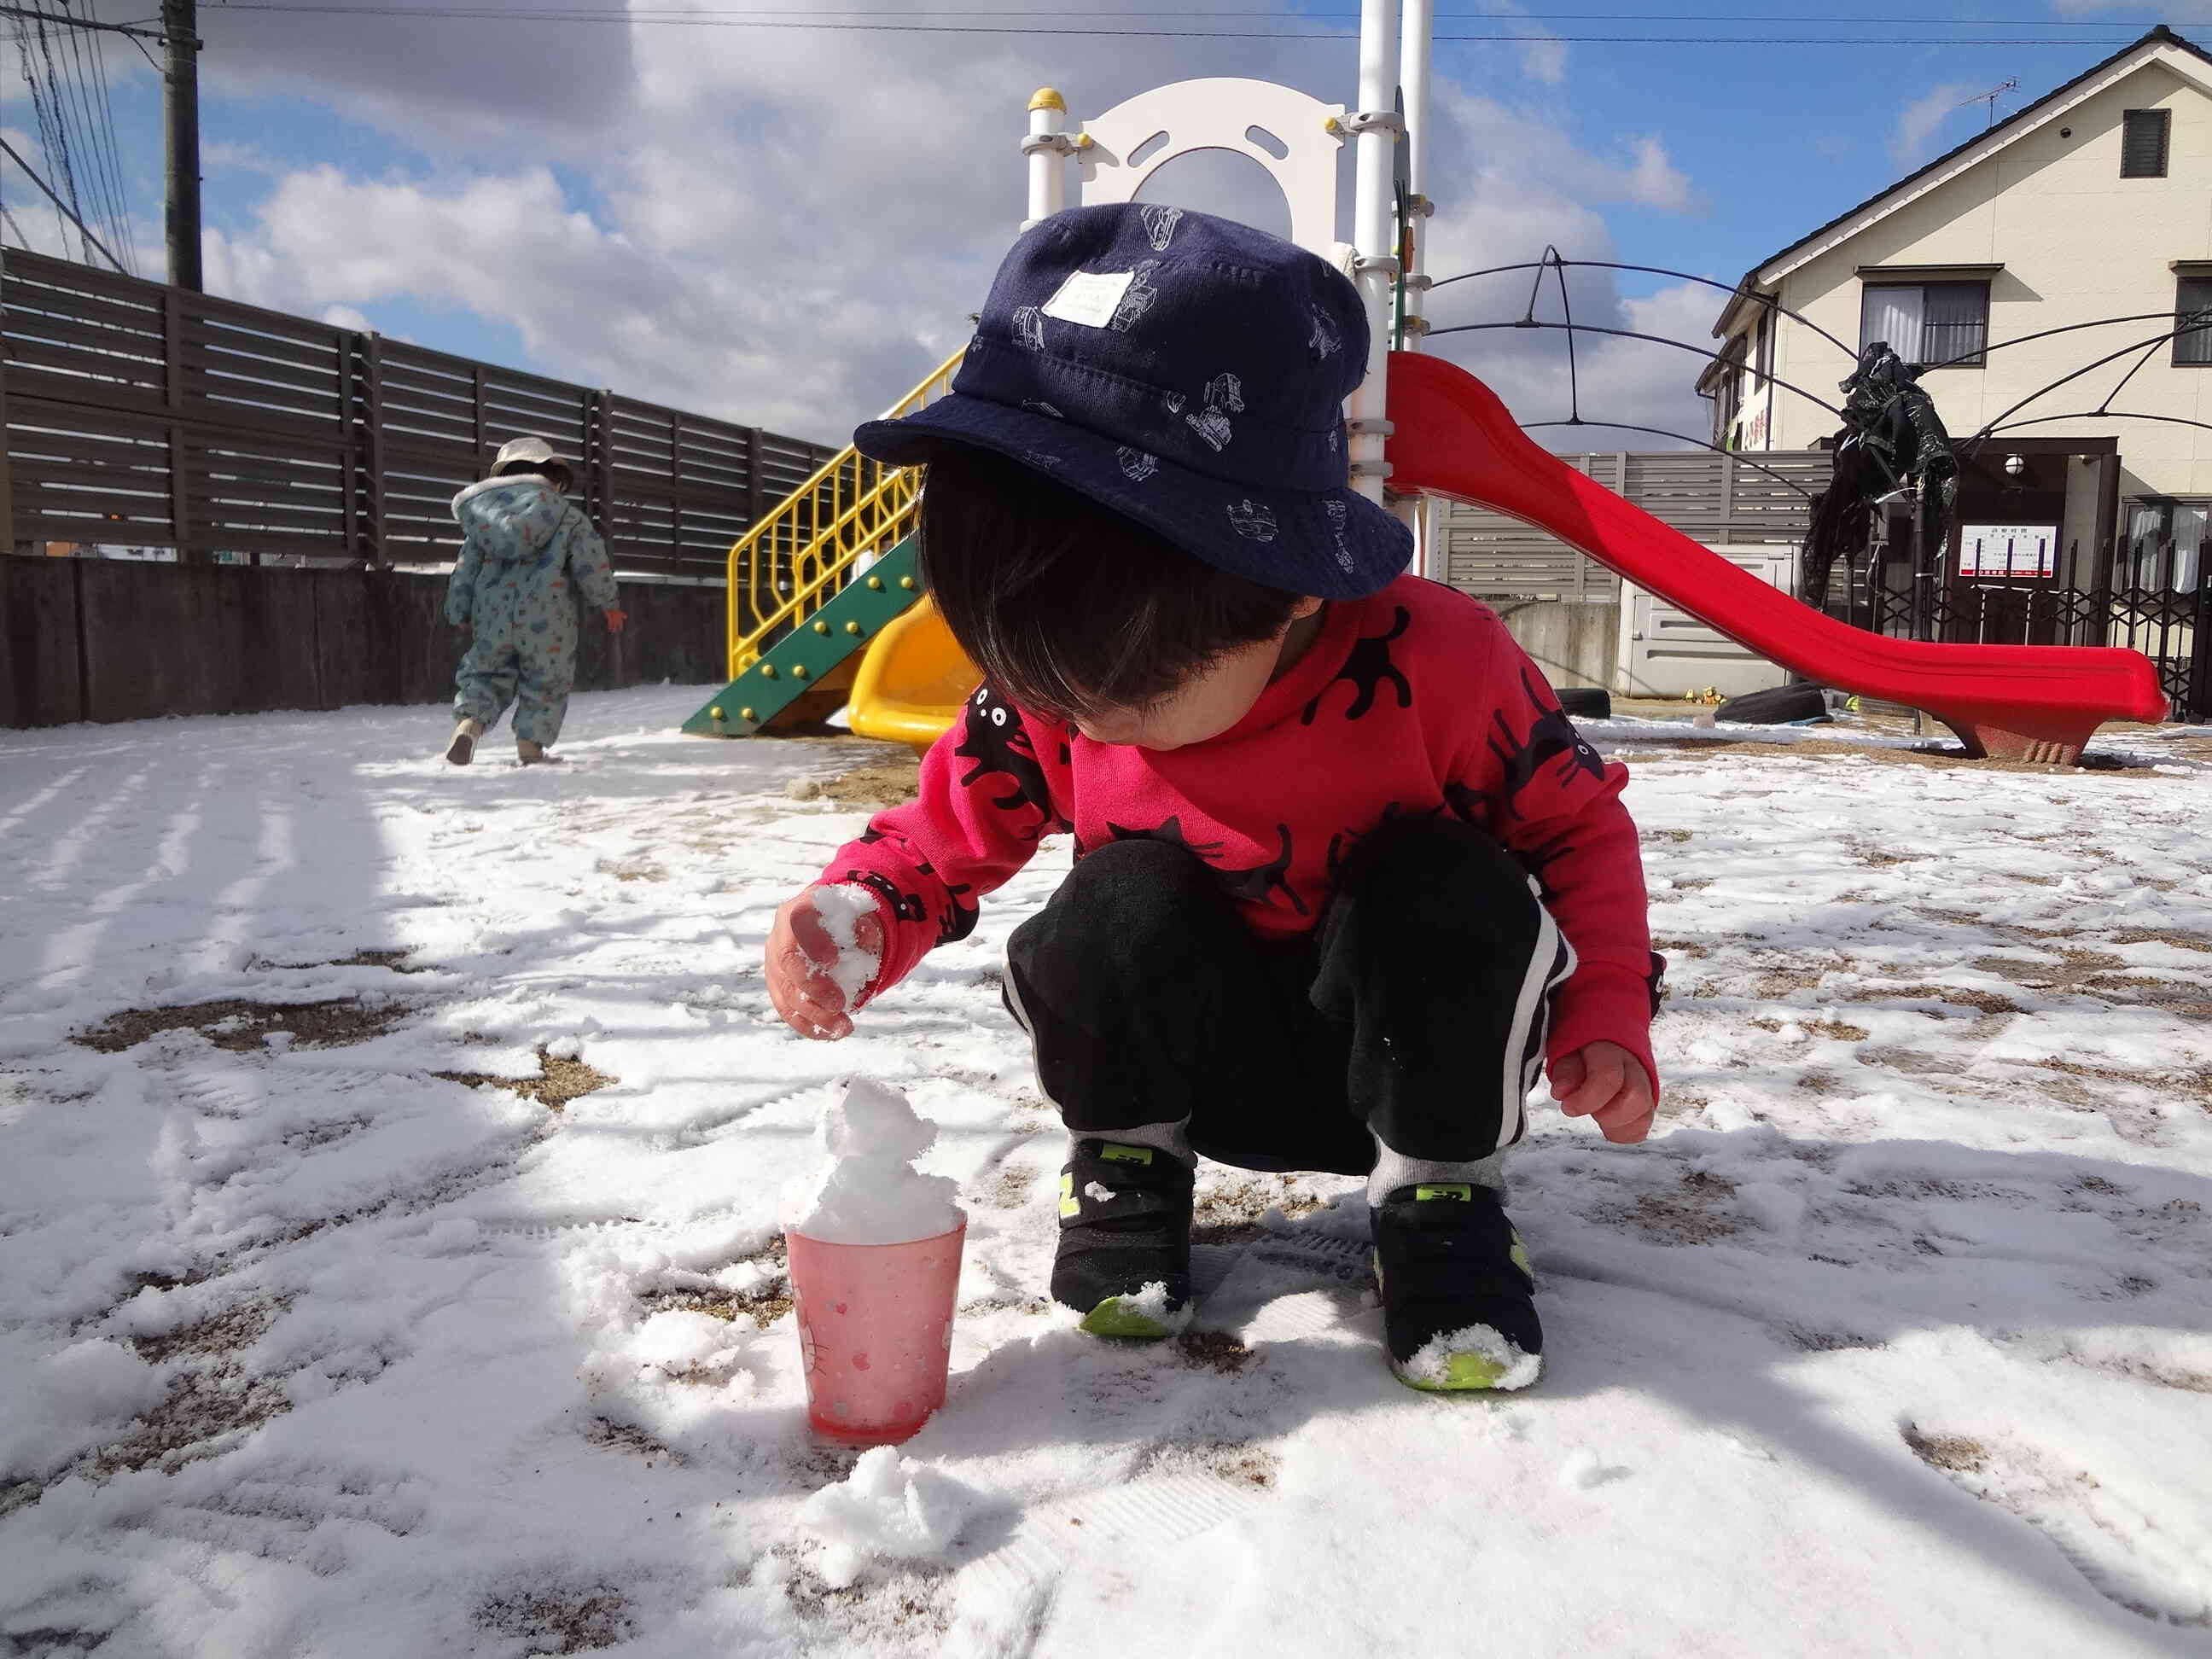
[1004,817,1574,1177]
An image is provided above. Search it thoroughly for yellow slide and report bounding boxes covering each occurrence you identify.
[847,595,979,750]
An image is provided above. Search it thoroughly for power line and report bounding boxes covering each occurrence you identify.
[0,131,131,270]
[52,0,138,271]
[201,6,2148,45]
[184,3,2178,17]
[84,10,143,270]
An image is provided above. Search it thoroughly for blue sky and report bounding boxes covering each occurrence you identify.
[3,2,2197,445]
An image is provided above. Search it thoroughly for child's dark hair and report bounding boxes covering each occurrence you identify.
[917,445,1302,720]
[497,459,573,491]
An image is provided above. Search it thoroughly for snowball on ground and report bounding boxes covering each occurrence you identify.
[780,1079,963,1245]
[812,883,884,1006]
[796,1446,981,1588]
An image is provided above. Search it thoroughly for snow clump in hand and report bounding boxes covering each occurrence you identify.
[780,1080,962,1246]
[795,1446,981,1587]
[810,884,882,1008]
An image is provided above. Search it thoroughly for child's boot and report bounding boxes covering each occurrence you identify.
[1371,1182,1542,1391]
[445,718,484,765]
[516,737,547,765]
[1052,1138,1195,1338]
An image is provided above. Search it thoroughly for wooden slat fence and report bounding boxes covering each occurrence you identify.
[1,249,838,579]
[1443,449,1832,601]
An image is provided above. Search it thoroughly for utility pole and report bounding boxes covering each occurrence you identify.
[162,0,201,290]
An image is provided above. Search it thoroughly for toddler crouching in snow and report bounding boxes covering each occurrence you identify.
[764,205,1662,1392]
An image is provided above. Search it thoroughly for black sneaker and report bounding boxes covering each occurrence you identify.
[1052,1139,1195,1338]
[1371,1183,1542,1391]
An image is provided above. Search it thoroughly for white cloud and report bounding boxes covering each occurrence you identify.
[174,2,1708,454]
[1412,91,1715,448]
[1890,82,1976,166]
[1619,136,1698,214]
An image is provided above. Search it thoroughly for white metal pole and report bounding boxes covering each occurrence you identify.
[1398,0,1438,568]
[1023,88,1068,231]
[1346,0,1399,509]
[1399,0,1432,338]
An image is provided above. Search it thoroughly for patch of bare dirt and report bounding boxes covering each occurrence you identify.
[984,1163,1037,1209]
[1859,847,1927,867]
[770,1543,950,1637]
[1208,1445,1278,1487]
[74,997,415,1053]
[2108,928,2212,954]
[1178,1330,1254,1375]
[819,759,923,812]
[90,1365,292,1479]
[436,1049,617,1111]
[2082,1356,2212,1394]
[1901,1425,1990,1474]
[1784,1326,1886,1353]
[1843,984,2023,1017]
[1191,1176,1324,1247]
[127,1295,288,1367]
[640,1277,793,1330]
[475,1586,636,1655]
[1614,1170,1745,1245]
[1749,1016,1871,1042]
[584,1417,683,1464]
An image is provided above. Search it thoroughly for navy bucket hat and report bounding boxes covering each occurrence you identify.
[854,203,1412,600]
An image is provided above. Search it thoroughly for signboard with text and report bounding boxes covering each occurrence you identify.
[1959,524,2058,579]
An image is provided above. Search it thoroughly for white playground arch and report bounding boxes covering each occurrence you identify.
[1020,0,1440,567]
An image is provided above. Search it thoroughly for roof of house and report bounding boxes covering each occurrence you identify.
[1709,24,2212,342]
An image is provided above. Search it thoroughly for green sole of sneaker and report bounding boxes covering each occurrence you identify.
[1079,1298,1176,1339]
[1393,1355,1515,1392]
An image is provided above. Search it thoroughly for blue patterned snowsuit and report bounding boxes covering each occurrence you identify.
[445,478,619,746]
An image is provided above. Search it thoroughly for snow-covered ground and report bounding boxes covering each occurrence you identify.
[3,686,2210,1656]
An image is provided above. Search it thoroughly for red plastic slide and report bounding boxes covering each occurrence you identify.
[1385,352,2169,762]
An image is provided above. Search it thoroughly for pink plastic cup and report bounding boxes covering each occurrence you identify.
[785,1215,967,1446]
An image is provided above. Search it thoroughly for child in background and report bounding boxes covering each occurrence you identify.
[444,436,626,766]
[765,205,1661,1392]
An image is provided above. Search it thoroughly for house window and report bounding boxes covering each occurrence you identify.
[2177,274,2212,367]
[1860,281,1988,368]
[2122,108,2170,178]
[2122,499,2209,592]
[1711,338,1745,448]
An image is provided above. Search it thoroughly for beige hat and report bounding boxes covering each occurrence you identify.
[491,434,573,480]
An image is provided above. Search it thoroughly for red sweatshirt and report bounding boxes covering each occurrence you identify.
[818,574,1661,1092]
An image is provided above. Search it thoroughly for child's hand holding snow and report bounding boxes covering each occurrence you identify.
[1549,1040,1656,1144]
[765,885,886,1041]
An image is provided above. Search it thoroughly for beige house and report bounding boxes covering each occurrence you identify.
[1701,25,2212,593]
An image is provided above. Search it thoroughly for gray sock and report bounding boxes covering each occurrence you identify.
[1367,1139,1510,1209]
[1071,1118,1194,1167]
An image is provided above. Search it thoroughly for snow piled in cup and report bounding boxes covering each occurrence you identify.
[780,1079,962,1246]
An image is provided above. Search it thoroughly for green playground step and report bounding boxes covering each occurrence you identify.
[681,538,923,737]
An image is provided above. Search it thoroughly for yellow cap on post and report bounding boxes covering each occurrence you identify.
[1029,87,1066,112]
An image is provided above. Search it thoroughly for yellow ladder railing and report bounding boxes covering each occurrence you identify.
[726,347,963,676]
